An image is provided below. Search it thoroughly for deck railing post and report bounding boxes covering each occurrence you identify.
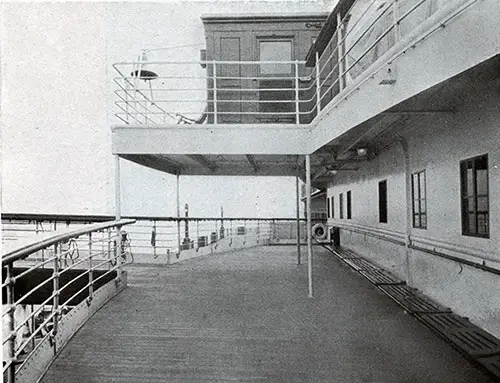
[337,12,346,90]
[295,60,300,124]
[88,232,94,302]
[6,263,16,383]
[393,0,400,42]
[176,174,181,258]
[152,220,157,258]
[213,61,218,124]
[52,243,60,349]
[107,229,112,270]
[116,226,123,281]
[315,52,321,115]
[306,154,313,298]
[296,172,301,265]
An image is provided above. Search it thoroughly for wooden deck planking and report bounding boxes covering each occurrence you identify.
[41,247,495,382]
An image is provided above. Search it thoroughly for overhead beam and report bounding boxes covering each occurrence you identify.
[121,154,183,175]
[245,155,259,173]
[187,155,217,171]
[381,109,455,115]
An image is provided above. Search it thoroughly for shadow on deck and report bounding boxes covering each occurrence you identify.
[41,246,495,382]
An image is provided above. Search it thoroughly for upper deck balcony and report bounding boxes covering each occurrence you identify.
[111,0,500,185]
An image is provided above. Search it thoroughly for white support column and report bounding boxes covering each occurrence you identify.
[176,174,181,258]
[296,173,301,265]
[400,139,413,285]
[306,154,313,298]
[114,155,121,220]
[114,155,122,280]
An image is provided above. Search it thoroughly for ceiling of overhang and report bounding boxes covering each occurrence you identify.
[120,54,500,190]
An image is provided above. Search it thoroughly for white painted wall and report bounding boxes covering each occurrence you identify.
[326,76,500,337]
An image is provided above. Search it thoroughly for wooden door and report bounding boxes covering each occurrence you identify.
[213,32,254,124]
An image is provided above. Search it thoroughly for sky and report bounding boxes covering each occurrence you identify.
[0,0,333,218]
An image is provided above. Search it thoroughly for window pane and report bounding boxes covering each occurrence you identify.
[413,214,420,228]
[466,168,474,197]
[260,41,292,74]
[477,196,488,212]
[468,214,476,233]
[478,214,489,235]
[419,172,426,199]
[477,169,488,196]
[413,200,420,215]
[468,197,476,212]
[420,214,427,229]
[420,200,426,214]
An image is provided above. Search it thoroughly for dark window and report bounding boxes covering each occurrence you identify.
[378,180,387,223]
[327,197,331,219]
[339,193,344,219]
[412,171,427,229]
[347,191,352,219]
[460,154,489,237]
[331,196,335,218]
[259,39,292,75]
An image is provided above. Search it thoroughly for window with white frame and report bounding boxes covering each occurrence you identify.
[412,170,427,229]
[460,154,489,237]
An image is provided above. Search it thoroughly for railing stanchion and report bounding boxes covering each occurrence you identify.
[296,171,301,265]
[393,0,400,42]
[315,52,321,115]
[52,243,60,348]
[295,60,300,124]
[88,232,94,301]
[213,61,218,124]
[107,229,112,270]
[337,12,346,90]
[6,263,16,383]
[306,154,313,298]
[116,226,122,281]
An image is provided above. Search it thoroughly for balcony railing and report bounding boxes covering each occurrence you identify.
[2,215,317,264]
[112,0,475,126]
[113,60,317,125]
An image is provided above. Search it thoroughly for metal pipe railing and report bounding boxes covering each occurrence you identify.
[2,219,135,380]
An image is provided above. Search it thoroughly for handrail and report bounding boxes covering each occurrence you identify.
[2,219,135,265]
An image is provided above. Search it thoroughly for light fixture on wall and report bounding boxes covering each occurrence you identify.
[356,147,368,157]
[379,64,396,85]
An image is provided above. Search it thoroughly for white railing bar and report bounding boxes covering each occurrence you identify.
[341,3,394,67]
[114,59,307,66]
[341,21,396,79]
[317,0,378,78]
[317,0,479,123]
[12,293,55,334]
[398,0,430,25]
[12,255,57,281]
[14,311,58,358]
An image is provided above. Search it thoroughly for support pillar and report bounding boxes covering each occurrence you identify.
[306,154,313,298]
[176,174,181,258]
[114,155,122,280]
[400,139,413,285]
[114,155,121,220]
[296,172,301,265]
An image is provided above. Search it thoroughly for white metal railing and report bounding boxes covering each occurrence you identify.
[113,59,317,125]
[315,0,476,112]
[112,0,474,126]
[1,219,135,382]
[2,215,320,261]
